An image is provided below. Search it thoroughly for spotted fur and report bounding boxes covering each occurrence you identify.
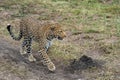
[7,16,66,71]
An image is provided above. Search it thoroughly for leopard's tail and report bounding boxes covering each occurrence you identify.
[7,24,22,40]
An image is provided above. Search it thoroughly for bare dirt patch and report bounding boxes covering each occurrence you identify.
[0,37,107,80]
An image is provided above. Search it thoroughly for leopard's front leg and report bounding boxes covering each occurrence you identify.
[38,49,56,72]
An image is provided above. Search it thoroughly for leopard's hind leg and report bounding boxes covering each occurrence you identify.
[20,39,27,55]
[21,37,36,62]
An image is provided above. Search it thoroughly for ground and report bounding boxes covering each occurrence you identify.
[0,38,73,80]
[0,37,98,80]
[0,35,119,80]
[0,0,120,80]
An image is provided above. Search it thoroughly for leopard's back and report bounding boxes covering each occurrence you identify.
[20,17,41,37]
[20,16,54,40]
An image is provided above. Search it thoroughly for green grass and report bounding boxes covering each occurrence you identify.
[0,0,120,60]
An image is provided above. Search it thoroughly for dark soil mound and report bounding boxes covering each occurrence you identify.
[69,55,101,71]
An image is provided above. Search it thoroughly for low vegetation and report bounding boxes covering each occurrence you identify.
[0,0,120,79]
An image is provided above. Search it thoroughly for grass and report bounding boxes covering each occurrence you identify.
[0,0,120,79]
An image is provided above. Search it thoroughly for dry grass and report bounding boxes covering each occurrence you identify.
[0,0,120,79]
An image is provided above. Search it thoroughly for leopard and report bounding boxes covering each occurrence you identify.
[7,16,66,71]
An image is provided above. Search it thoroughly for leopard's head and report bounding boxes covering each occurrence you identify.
[50,23,66,40]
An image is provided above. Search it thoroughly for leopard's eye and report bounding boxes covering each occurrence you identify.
[59,30,62,32]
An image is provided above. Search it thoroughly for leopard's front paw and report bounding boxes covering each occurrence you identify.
[20,51,27,55]
[47,62,56,72]
[28,54,36,62]
[20,49,27,55]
